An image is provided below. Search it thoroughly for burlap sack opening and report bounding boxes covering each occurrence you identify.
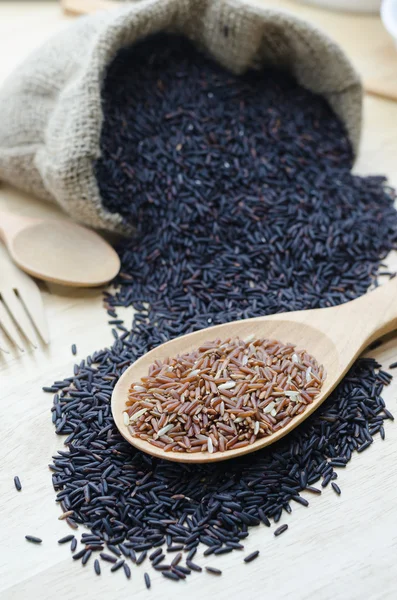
[0,0,362,234]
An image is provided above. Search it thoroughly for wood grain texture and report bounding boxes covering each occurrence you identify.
[0,2,397,599]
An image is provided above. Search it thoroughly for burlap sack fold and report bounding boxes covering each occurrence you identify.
[0,0,362,233]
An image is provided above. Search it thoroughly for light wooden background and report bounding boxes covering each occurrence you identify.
[1,2,397,599]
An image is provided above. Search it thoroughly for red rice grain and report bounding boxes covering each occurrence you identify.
[124,337,325,453]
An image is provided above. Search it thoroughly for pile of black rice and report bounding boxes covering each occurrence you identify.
[47,34,397,582]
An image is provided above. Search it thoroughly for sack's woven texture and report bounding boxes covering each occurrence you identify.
[0,0,362,233]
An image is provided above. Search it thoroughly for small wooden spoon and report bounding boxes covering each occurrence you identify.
[0,211,120,287]
[112,276,397,463]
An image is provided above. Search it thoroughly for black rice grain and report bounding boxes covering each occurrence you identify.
[274,525,288,537]
[149,548,162,561]
[123,562,131,579]
[136,551,147,565]
[70,538,77,552]
[171,567,187,580]
[119,544,130,558]
[306,487,322,495]
[82,549,92,565]
[175,565,191,575]
[203,547,217,557]
[383,409,394,421]
[167,545,184,553]
[58,535,74,544]
[331,483,342,495]
[186,560,202,572]
[214,547,233,556]
[71,344,77,356]
[187,548,197,561]
[107,544,121,557]
[65,517,78,530]
[244,551,260,563]
[171,552,182,567]
[389,361,397,369]
[357,441,372,453]
[110,560,124,572]
[129,548,137,563]
[162,571,180,581]
[226,542,244,550]
[205,567,222,575]
[144,573,151,589]
[14,476,22,491]
[25,535,42,544]
[94,559,101,575]
[100,553,117,564]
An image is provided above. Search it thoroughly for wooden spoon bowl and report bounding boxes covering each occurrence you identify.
[0,211,120,287]
[111,277,397,463]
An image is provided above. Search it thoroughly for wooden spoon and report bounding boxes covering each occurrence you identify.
[111,276,397,463]
[0,211,120,287]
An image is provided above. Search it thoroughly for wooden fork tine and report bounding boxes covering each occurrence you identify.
[1,289,39,348]
[0,244,49,347]
[0,300,25,351]
[15,276,49,344]
[0,327,10,353]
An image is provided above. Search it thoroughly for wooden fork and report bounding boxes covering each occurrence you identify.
[0,244,49,352]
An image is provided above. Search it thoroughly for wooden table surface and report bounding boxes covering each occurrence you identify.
[1,2,397,599]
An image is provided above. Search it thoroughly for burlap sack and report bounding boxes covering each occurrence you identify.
[0,0,362,233]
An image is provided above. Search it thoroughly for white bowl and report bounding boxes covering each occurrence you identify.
[381,0,397,48]
[296,0,381,12]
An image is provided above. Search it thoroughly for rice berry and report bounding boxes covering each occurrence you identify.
[47,33,396,584]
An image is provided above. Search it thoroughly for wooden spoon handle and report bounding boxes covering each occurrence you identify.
[364,79,397,103]
[353,276,397,343]
[61,0,119,16]
[318,276,397,362]
[277,276,397,369]
[0,211,40,245]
